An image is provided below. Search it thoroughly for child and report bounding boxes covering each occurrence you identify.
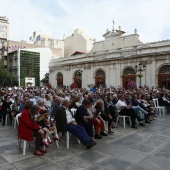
[44,118,61,143]
[35,113,50,147]
[38,110,60,145]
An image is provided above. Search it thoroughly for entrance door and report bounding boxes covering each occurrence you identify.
[57,73,63,87]
[122,67,136,89]
[158,74,170,89]
[74,70,82,88]
[95,77,105,88]
[95,70,105,88]
[122,75,136,89]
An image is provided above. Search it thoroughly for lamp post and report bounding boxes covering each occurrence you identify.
[135,63,146,87]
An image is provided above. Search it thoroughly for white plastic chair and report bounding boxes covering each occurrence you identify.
[5,114,10,125]
[152,99,165,116]
[116,114,132,128]
[17,113,29,155]
[18,138,31,155]
[14,113,22,129]
[66,131,80,148]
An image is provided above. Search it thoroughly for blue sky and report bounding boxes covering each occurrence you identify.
[0,0,170,43]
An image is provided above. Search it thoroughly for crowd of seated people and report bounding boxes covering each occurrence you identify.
[0,85,170,156]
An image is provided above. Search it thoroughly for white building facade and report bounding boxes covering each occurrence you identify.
[0,16,9,65]
[29,31,64,57]
[49,26,170,89]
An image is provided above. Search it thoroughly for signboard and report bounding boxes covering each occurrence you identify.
[25,77,35,86]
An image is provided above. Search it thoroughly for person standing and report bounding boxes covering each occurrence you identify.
[2,95,12,126]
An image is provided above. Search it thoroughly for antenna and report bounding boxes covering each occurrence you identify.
[63,34,65,40]
[112,13,115,32]
[20,14,24,41]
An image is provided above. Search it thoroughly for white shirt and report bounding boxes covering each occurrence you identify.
[65,108,75,124]
[44,99,52,108]
[115,100,127,112]
[30,98,37,105]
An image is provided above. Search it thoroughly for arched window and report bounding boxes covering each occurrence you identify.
[96,70,105,76]
[123,68,136,75]
[159,65,170,74]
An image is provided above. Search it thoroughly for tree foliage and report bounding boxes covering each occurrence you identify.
[0,60,17,85]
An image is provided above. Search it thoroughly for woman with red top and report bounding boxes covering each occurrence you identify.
[18,101,46,156]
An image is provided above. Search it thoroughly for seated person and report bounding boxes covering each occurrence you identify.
[94,99,117,135]
[115,95,138,129]
[75,99,94,138]
[38,110,60,144]
[131,94,152,123]
[55,99,96,149]
[87,98,107,139]
[158,92,170,112]
[18,102,46,156]
[71,96,81,109]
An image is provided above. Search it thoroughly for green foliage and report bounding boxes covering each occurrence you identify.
[20,50,40,86]
[0,60,17,85]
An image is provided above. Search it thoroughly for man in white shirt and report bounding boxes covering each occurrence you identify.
[116,95,138,129]
[55,99,96,149]
[29,94,37,105]
[44,94,52,109]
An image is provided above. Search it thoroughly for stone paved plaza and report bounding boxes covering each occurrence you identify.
[0,115,170,170]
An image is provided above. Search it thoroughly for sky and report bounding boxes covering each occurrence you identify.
[0,0,170,43]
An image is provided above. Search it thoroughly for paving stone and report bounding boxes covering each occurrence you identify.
[42,150,73,164]
[86,165,108,170]
[79,150,111,163]
[141,138,166,147]
[130,143,156,153]
[116,149,149,164]
[147,155,170,170]
[0,143,18,154]
[110,138,138,148]
[162,143,170,151]
[12,157,59,170]
[155,148,170,160]
[98,157,133,170]
[0,164,17,170]
[1,150,33,163]
[93,141,127,156]
[0,155,9,167]
[55,157,93,170]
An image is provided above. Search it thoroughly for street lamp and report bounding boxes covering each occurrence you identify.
[135,63,146,87]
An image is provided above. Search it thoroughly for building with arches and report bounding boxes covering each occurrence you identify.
[49,24,170,89]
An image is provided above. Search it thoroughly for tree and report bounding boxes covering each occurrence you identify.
[40,73,49,84]
[0,61,17,86]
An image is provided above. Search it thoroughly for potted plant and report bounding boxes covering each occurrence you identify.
[138,74,143,78]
